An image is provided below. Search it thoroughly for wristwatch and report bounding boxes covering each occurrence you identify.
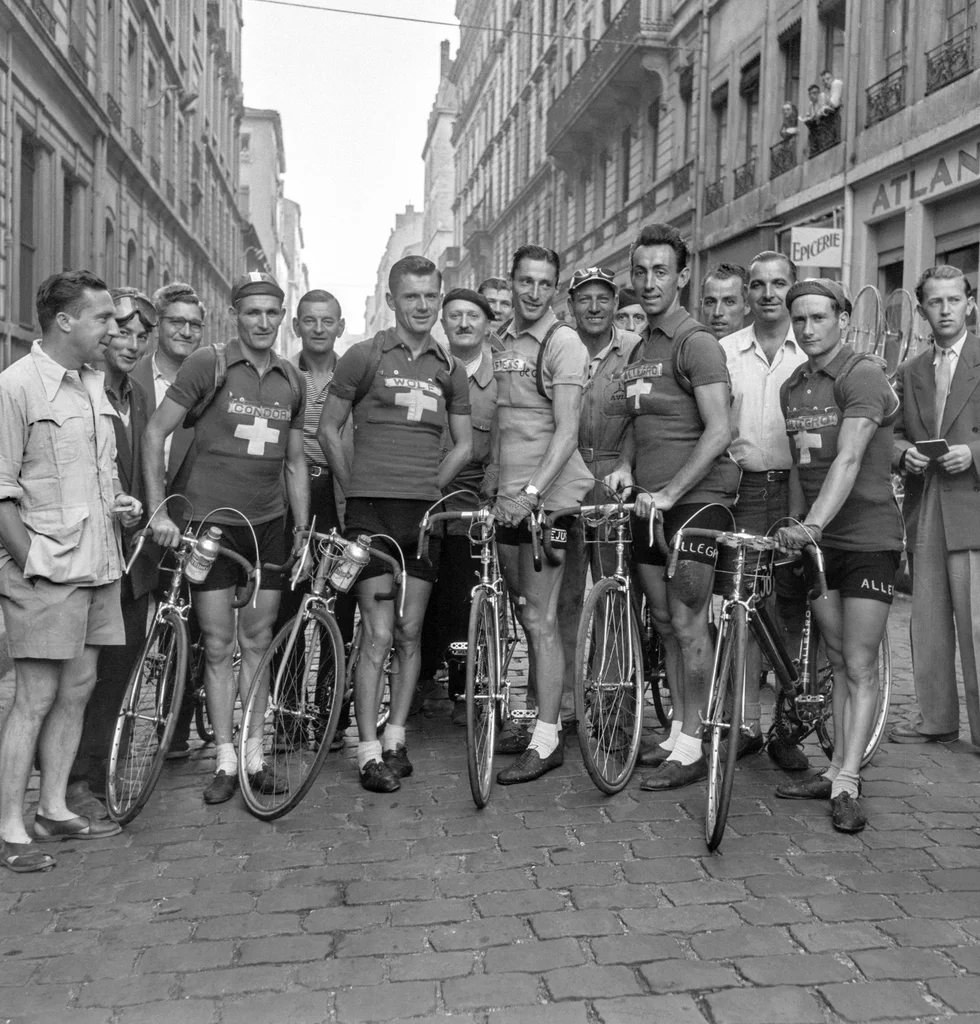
[520,483,541,502]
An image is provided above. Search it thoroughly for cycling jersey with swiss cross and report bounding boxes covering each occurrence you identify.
[329,330,470,501]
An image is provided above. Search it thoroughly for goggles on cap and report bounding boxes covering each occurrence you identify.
[568,266,617,292]
[114,294,157,331]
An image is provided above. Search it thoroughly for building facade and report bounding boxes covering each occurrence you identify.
[422,40,459,280]
[0,0,249,367]
[448,0,980,314]
[363,203,424,337]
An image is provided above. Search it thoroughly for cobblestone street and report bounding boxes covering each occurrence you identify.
[2,596,980,1024]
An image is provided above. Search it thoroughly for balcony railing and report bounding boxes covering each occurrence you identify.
[69,45,88,79]
[150,157,161,184]
[166,179,175,205]
[106,93,122,130]
[32,0,55,36]
[671,161,693,198]
[179,199,189,222]
[130,128,143,160]
[770,136,797,179]
[806,108,841,157]
[733,156,756,199]
[704,179,725,215]
[463,201,488,246]
[926,26,975,94]
[866,66,906,127]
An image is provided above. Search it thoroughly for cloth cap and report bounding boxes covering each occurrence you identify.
[785,278,852,316]
[443,288,494,321]
[617,287,641,310]
[231,271,285,306]
[569,266,617,295]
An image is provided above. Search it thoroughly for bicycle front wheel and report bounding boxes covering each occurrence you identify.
[106,611,188,824]
[239,608,344,820]
[815,626,892,768]
[466,588,500,808]
[575,578,644,794]
[705,603,747,851]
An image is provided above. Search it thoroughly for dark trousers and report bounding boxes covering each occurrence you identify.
[421,533,476,691]
[71,577,149,789]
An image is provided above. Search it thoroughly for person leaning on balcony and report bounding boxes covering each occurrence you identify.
[780,102,799,139]
[803,84,823,124]
[819,70,844,116]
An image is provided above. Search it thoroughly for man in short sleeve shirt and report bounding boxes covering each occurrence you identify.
[319,255,472,794]
[700,263,748,341]
[144,272,310,806]
[606,223,738,791]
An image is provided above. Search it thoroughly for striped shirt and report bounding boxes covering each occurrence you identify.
[295,351,335,467]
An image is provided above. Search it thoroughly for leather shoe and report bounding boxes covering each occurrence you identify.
[497,745,564,785]
[248,765,288,795]
[33,813,121,842]
[639,757,707,791]
[496,728,530,755]
[382,745,413,778]
[831,792,867,833]
[775,773,862,800]
[890,722,958,743]
[638,742,672,767]
[66,781,111,822]
[360,759,400,793]
[719,730,764,763]
[767,737,810,772]
[203,770,238,805]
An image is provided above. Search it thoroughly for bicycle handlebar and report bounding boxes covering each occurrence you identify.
[295,527,405,602]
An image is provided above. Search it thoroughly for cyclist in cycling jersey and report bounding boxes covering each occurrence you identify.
[489,245,593,785]
[318,255,471,794]
[144,271,310,805]
[773,279,902,834]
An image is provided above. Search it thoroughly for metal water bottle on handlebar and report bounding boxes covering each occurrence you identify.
[328,534,371,593]
[185,526,223,584]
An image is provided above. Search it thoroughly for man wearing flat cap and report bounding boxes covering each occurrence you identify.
[143,271,310,805]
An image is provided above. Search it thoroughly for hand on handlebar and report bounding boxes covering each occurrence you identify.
[148,512,182,549]
[603,467,633,498]
[634,489,673,520]
[491,492,536,527]
[774,523,822,553]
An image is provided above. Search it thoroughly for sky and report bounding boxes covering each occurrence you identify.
[241,0,461,336]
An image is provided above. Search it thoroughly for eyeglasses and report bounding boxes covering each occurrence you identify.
[569,266,617,291]
[164,316,205,334]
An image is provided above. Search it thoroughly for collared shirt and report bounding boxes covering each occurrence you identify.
[330,329,470,501]
[295,350,336,468]
[721,323,806,472]
[0,341,123,584]
[933,330,968,378]
[151,353,174,468]
[493,308,593,509]
[105,375,133,431]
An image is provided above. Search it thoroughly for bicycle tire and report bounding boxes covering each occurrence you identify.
[238,607,344,820]
[814,625,892,769]
[194,688,214,743]
[106,611,189,825]
[465,588,500,808]
[575,578,645,794]
[705,604,747,851]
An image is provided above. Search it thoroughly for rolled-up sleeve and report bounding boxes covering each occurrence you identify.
[0,381,27,502]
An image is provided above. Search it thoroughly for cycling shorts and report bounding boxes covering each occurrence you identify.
[817,547,901,604]
[631,502,733,568]
[188,517,287,592]
[344,497,440,584]
[496,514,574,551]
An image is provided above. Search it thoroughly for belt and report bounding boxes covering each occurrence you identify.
[741,469,791,482]
[579,447,621,463]
[308,464,331,478]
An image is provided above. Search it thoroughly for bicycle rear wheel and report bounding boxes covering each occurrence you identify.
[575,578,644,794]
[815,626,892,768]
[705,604,747,851]
[106,611,188,824]
[466,588,500,808]
[239,607,344,820]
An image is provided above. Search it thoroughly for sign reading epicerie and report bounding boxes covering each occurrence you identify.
[790,227,844,268]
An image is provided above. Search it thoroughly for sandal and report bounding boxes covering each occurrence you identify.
[1,840,56,873]
[33,814,122,842]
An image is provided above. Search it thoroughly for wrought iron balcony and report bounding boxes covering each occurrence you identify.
[130,128,143,160]
[150,157,161,184]
[671,161,693,198]
[69,45,88,79]
[166,179,175,205]
[733,156,756,199]
[106,93,122,131]
[866,66,906,127]
[926,26,975,94]
[770,136,797,179]
[32,0,55,36]
[463,201,489,249]
[547,0,671,157]
[179,199,189,223]
[704,179,725,215]
[806,108,841,158]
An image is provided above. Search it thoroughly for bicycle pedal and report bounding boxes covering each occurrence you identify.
[447,642,468,660]
[510,709,537,721]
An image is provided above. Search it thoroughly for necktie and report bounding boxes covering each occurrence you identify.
[935,347,953,436]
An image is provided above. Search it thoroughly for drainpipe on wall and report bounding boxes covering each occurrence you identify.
[840,0,855,293]
[691,0,709,301]
[2,30,14,370]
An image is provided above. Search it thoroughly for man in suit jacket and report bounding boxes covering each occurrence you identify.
[892,265,980,749]
[67,289,159,816]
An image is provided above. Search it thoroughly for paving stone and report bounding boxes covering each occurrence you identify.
[334,925,428,957]
[591,934,684,965]
[621,859,702,884]
[388,951,475,982]
[946,946,980,972]
[876,918,968,947]
[530,909,623,938]
[735,953,855,985]
[429,918,527,952]
[837,871,932,894]
[389,898,473,926]
[928,977,980,1013]
[691,925,795,959]
[303,905,389,932]
[75,975,178,1008]
[475,889,566,917]
[532,863,620,888]
[638,959,739,993]
[545,964,643,999]
[705,985,825,1023]
[335,981,437,1022]
[807,894,902,922]
[443,972,540,1010]
[293,957,385,990]
[137,940,234,973]
[178,965,289,997]
[345,878,436,904]
[98,922,194,947]
[437,869,533,898]
[238,934,334,964]
[733,896,813,926]
[926,867,980,890]
[791,922,889,952]
[851,947,958,980]
[591,995,707,1024]
[895,892,980,918]
[743,873,838,898]
[787,853,873,875]
[485,938,586,974]
[194,911,303,939]
[15,1010,113,1024]
[0,985,74,1016]
[819,981,936,1020]
[488,1004,589,1024]
[701,854,794,879]
[115,999,218,1024]
[327,840,412,864]
[621,904,741,933]
[216,991,332,1024]
[660,880,746,905]
[568,884,659,910]
[254,885,342,913]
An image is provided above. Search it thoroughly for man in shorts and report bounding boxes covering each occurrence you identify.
[720,251,809,770]
[606,223,738,790]
[489,245,593,784]
[774,279,902,834]
[478,277,514,323]
[144,271,310,804]
[700,263,748,341]
[0,271,144,871]
[319,256,472,793]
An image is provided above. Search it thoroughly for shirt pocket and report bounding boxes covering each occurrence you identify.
[22,504,89,582]
[24,403,85,469]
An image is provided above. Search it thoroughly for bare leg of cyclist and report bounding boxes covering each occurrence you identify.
[236,590,280,774]
[636,565,683,751]
[387,576,433,735]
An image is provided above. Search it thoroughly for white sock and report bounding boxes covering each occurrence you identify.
[528,719,559,758]
[666,732,702,766]
[357,740,383,770]
[659,719,683,751]
[383,725,406,752]
[216,742,237,776]
[245,737,264,774]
